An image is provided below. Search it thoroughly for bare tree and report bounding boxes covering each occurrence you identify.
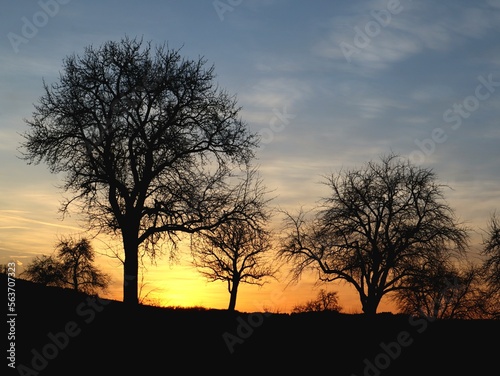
[479,212,500,318]
[55,237,110,294]
[292,289,342,313]
[20,37,259,305]
[191,168,276,311]
[482,213,500,290]
[279,154,469,315]
[21,237,110,295]
[21,255,66,287]
[393,253,481,319]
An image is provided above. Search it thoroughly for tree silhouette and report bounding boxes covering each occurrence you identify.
[279,154,469,315]
[482,213,500,289]
[20,36,259,305]
[393,253,480,319]
[292,289,342,313]
[21,255,66,287]
[55,237,110,294]
[479,212,500,318]
[191,168,276,311]
[21,237,110,295]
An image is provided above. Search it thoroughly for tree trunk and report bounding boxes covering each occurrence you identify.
[361,292,380,315]
[122,228,139,305]
[227,279,239,312]
[73,265,78,291]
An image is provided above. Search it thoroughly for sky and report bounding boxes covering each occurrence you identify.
[1,0,500,314]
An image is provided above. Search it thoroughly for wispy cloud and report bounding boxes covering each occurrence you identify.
[240,77,310,110]
[312,1,498,74]
[0,213,81,231]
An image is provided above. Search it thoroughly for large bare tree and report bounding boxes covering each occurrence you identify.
[279,154,469,315]
[191,168,276,311]
[20,37,259,305]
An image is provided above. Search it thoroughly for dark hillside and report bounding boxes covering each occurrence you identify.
[3,274,498,375]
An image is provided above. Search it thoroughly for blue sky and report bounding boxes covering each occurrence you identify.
[1,0,499,312]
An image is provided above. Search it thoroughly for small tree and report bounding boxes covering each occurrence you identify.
[56,237,110,294]
[191,169,276,311]
[22,237,110,295]
[482,213,500,289]
[479,212,500,318]
[393,254,480,319]
[292,289,342,313]
[21,255,65,287]
[279,154,469,315]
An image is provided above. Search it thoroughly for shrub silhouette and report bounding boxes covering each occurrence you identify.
[292,289,342,313]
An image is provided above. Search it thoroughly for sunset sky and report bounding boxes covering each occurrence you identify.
[1,0,500,313]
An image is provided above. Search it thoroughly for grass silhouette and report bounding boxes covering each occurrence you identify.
[4,274,498,375]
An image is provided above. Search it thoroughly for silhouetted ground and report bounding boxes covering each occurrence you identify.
[3,274,498,375]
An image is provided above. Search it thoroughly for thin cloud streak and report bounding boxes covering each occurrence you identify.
[0,214,82,231]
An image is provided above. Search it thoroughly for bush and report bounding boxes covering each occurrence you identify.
[292,289,342,313]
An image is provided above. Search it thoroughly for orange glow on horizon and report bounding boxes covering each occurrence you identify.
[98,249,399,314]
[3,224,399,315]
